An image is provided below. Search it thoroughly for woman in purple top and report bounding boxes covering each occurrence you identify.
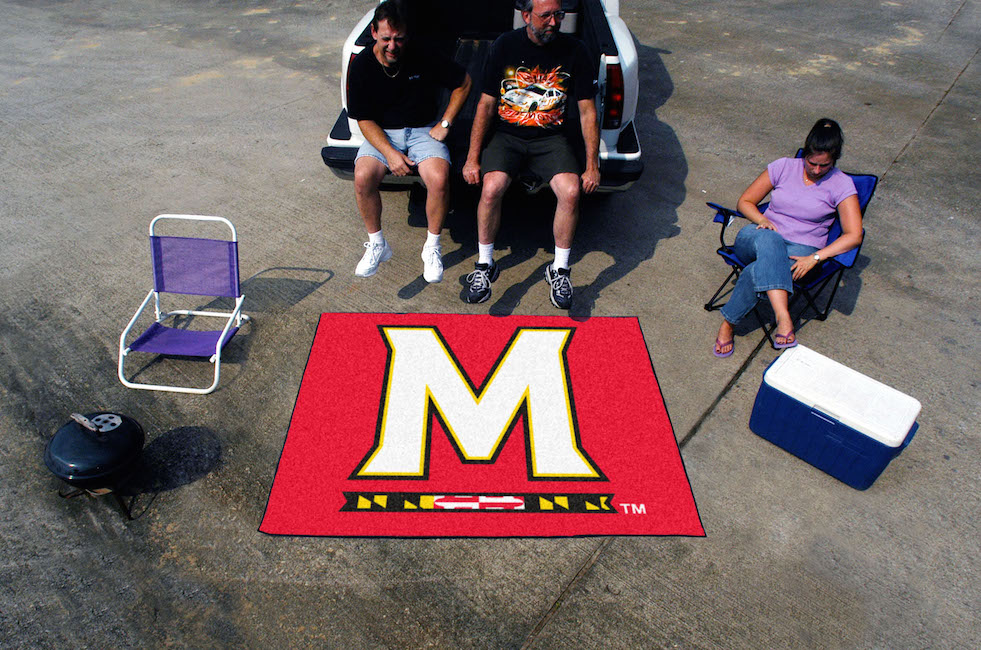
[714,119,863,357]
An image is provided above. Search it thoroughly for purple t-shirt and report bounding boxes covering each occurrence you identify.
[763,157,857,248]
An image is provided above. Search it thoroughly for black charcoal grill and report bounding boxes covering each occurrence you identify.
[44,412,145,514]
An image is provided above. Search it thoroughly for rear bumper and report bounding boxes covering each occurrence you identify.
[322,112,644,192]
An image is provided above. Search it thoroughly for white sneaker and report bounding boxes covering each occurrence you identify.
[355,240,393,277]
[421,244,443,283]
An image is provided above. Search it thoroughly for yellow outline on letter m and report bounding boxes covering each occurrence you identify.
[352,326,604,481]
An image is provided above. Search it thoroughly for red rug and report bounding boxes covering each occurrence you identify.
[260,313,703,537]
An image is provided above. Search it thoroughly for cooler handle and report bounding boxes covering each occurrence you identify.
[809,410,837,426]
[810,410,862,454]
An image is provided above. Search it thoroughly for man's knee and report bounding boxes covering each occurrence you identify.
[480,171,511,204]
[418,158,450,194]
[354,159,386,194]
[551,173,581,204]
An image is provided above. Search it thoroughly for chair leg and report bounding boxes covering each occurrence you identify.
[117,307,246,394]
[756,272,844,349]
[797,270,842,321]
[713,253,851,348]
[753,305,777,348]
[756,290,805,348]
[704,268,740,312]
[814,274,843,320]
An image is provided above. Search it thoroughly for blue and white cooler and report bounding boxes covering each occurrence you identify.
[749,345,921,490]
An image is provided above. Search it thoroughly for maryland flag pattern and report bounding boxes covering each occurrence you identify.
[342,492,617,513]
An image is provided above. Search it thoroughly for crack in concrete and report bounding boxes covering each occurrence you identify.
[940,0,969,42]
[883,46,979,182]
[680,333,770,449]
[519,326,769,647]
[520,537,615,649]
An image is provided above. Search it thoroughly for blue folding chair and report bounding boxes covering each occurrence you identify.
[118,214,250,394]
[703,160,878,346]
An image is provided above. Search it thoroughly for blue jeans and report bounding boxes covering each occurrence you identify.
[720,225,818,324]
[355,122,450,168]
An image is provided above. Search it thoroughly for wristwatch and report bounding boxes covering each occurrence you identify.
[440,119,450,129]
[813,253,822,262]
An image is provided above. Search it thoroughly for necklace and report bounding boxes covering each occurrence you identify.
[382,63,400,79]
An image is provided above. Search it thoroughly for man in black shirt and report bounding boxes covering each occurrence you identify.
[462,0,599,309]
[347,0,472,283]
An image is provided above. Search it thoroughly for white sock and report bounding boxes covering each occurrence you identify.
[478,242,495,265]
[368,230,385,245]
[553,246,571,270]
[425,231,441,249]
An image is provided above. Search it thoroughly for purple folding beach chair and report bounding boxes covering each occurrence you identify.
[118,214,250,394]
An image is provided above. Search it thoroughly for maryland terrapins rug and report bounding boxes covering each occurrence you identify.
[260,313,704,537]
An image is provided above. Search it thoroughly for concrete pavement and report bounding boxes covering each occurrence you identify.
[1,1,978,647]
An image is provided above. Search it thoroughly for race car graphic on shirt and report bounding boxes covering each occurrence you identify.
[502,84,563,113]
[499,66,570,127]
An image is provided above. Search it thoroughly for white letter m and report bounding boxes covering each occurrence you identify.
[352,326,603,481]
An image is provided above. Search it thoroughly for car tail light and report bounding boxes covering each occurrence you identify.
[602,63,624,130]
[345,52,358,101]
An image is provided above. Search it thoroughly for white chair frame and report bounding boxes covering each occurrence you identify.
[118,214,250,395]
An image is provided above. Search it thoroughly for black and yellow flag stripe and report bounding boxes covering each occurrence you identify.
[340,492,617,513]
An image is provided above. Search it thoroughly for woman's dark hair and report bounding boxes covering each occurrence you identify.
[803,118,844,161]
[372,0,407,32]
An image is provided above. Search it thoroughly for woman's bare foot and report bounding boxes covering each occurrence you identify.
[774,314,795,344]
[773,314,797,348]
[714,320,734,357]
[766,289,796,345]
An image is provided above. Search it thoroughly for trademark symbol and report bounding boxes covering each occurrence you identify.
[620,503,647,515]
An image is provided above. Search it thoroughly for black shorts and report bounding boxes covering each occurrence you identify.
[481,132,582,182]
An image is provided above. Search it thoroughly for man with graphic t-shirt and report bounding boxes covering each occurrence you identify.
[462,0,600,309]
[347,0,472,283]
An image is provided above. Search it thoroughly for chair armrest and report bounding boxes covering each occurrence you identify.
[707,202,745,223]
[707,202,747,250]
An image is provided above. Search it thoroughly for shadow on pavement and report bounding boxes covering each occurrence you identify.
[239,267,334,313]
[115,425,222,518]
[121,425,222,494]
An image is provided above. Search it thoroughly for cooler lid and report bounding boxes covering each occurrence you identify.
[762,345,921,447]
